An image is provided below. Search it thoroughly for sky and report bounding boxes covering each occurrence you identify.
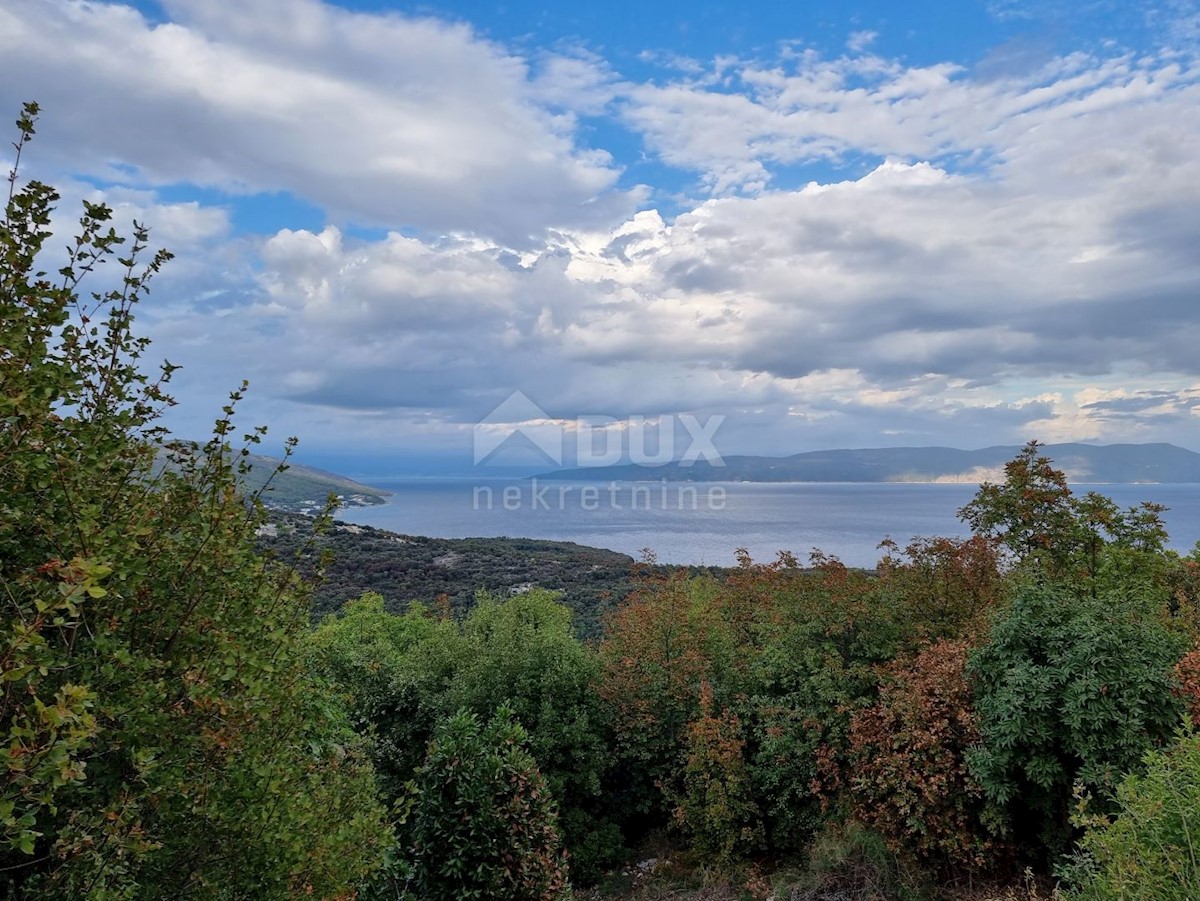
[3,0,1200,475]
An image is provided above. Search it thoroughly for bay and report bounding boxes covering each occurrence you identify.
[335,478,1200,568]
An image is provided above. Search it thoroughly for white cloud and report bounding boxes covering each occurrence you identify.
[0,0,640,244]
[165,135,1200,450]
[621,48,1199,195]
[847,30,878,53]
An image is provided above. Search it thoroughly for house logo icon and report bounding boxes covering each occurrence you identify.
[473,391,565,466]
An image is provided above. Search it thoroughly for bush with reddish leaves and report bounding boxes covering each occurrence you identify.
[848,638,1000,870]
[874,535,1006,644]
[673,683,763,867]
[1174,650,1200,724]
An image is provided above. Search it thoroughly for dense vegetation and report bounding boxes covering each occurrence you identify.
[264,516,643,635]
[0,104,389,897]
[6,104,1200,899]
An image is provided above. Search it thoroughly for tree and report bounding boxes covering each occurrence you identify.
[958,441,1169,585]
[1,103,389,896]
[958,441,1079,571]
[967,583,1187,860]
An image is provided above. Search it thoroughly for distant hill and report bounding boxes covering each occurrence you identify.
[540,443,1200,484]
[242,455,392,511]
[158,445,392,512]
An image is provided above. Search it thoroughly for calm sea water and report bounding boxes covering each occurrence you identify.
[335,479,1200,568]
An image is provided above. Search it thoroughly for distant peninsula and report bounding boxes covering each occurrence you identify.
[539,442,1200,484]
[240,453,392,512]
[158,445,392,513]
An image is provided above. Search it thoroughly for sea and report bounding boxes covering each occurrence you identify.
[334,478,1200,569]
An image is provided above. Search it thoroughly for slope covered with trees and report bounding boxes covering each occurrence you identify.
[264,515,644,635]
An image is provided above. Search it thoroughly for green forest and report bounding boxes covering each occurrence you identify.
[4,103,1200,900]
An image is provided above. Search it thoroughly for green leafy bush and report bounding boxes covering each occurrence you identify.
[397,708,570,901]
[448,590,619,881]
[1065,726,1200,901]
[312,589,622,883]
[967,583,1187,858]
[309,593,458,802]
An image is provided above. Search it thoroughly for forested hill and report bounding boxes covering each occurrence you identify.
[541,442,1200,484]
[158,447,393,512]
[260,515,695,637]
[240,454,392,511]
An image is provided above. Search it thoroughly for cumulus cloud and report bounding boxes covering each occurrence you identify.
[170,147,1200,449]
[4,0,1200,455]
[0,0,640,244]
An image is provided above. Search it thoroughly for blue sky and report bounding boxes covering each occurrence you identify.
[2,0,1200,475]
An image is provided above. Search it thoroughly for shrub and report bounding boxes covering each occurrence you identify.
[397,708,570,901]
[742,555,897,853]
[874,535,1006,644]
[1173,650,1200,725]
[1065,726,1200,901]
[309,594,459,802]
[794,820,932,901]
[313,589,622,883]
[746,617,860,852]
[967,583,1187,858]
[449,590,617,879]
[599,572,728,822]
[673,683,763,867]
[850,638,1001,871]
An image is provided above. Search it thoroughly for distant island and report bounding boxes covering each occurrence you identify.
[539,442,1200,484]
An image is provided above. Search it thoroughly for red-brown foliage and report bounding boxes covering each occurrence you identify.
[876,535,1005,643]
[598,570,725,809]
[673,682,763,865]
[848,638,1000,870]
[1174,650,1200,724]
